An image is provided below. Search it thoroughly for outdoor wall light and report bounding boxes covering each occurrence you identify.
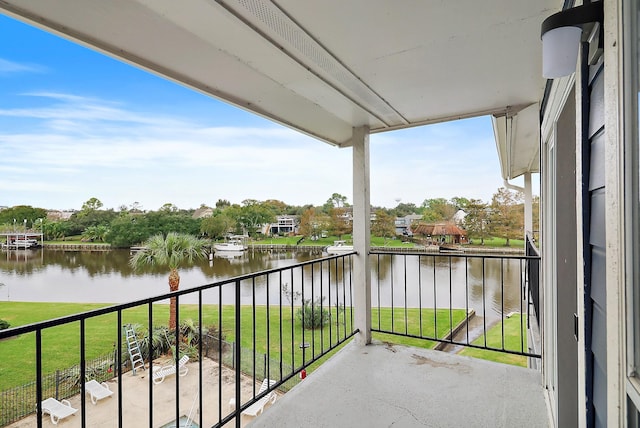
[541,1,603,78]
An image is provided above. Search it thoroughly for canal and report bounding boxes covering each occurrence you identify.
[0,248,525,324]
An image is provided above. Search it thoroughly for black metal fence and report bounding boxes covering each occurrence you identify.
[0,352,117,426]
[0,253,355,428]
[525,234,541,326]
[369,250,541,359]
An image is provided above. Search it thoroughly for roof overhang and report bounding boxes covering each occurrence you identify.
[492,103,541,180]
[0,0,555,167]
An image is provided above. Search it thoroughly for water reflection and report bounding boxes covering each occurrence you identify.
[1,249,522,323]
[372,254,524,323]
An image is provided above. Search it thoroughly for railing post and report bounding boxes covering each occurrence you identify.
[235,279,241,428]
[352,125,371,345]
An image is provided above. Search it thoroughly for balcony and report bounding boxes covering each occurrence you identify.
[1,248,546,428]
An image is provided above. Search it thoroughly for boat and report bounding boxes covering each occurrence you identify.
[325,240,354,255]
[7,239,40,249]
[213,239,246,252]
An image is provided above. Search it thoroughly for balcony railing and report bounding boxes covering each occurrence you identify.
[370,250,541,359]
[1,247,541,427]
[525,233,541,327]
[0,254,356,428]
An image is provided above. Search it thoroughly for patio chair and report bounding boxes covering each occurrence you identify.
[40,397,78,425]
[242,379,277,417]
[152,355,189,384]
[85,379,114,404]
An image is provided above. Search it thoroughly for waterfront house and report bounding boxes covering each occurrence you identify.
[394,214,422,236]
[263,215,298,236]
[2,1,638,427]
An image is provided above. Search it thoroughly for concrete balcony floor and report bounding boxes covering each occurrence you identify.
[249,340,550,428]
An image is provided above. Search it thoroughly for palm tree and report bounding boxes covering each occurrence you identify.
[130,232,207,330]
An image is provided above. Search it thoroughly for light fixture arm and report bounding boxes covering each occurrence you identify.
[541,1,603,38]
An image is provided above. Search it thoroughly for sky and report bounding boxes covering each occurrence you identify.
[0,14,533,212]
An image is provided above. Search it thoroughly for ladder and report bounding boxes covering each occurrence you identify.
[124,325,145,375]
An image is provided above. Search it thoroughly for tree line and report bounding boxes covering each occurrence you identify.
[0,188,538,247]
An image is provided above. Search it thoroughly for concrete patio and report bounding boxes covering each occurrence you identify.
[8,357,279,428]
[250,341,550,428]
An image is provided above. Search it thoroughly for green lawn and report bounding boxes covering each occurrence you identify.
[458,313,529,367]
[1,301,525,392]
[0,302,466,390]
[466,237,525,248]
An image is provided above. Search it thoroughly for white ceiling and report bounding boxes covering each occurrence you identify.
[0,0,556,177]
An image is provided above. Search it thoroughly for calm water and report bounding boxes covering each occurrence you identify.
[0,249,525,322]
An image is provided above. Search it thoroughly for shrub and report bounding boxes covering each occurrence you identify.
[296,298,329,330]
[0,319,9,330]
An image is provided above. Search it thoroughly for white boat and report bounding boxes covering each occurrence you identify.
[214,239,246,252]
[9,239,40,249]
[325,240,354,255]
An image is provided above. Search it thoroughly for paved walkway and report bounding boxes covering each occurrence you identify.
[9,358,278,427]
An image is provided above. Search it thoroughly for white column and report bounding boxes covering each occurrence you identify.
[352,125,371,345]
[524,172,533,238]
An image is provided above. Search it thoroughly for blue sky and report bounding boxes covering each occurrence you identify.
[0,14,527,211]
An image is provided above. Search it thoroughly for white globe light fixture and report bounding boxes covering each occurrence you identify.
[541,1,603,79]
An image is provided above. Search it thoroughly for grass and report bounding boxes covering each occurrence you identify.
[0,302,467,390]
[466,237,525,248]
[457,313,528,367]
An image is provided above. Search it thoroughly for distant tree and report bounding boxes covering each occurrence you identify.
[262,199,288,215]
[130,233,207,329]
[234,200,275,237]
[42,220,72,241]
[81,197,103,212]
[392,202,420,217]
[490,187,524,246]
[450,196,470,210]
[129,202,143,213]
[371,210,396,244]
[68,208,118,236]
[201,214,235,239]
[81,225,110,242]
[299,208,330,239]
[215,199,231,209]
[160,203,179,213]
[421,198,456,222]
[329,193,348,208]
[329,207,351,239]
[0,205,48,229]
[106,215,151,247]
[463,199,490,244]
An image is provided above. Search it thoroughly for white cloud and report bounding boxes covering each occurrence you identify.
[0,58,45,74]
[0,91,518,211]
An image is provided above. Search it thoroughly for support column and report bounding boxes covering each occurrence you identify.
[524,172,533,237]
[352,126,371,345]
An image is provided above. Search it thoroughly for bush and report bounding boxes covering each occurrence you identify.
[127,320,223,362]
[296,299,329,330]
[0,319,9,330]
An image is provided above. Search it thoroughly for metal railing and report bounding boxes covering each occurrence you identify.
[369,250,541,359]
[525,234,541,327]
[0,254,355,428]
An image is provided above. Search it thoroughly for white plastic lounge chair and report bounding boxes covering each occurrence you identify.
[152,355,189,384]
[242,379,277,417]
[85,380,114,404]
[40,397,78,425]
